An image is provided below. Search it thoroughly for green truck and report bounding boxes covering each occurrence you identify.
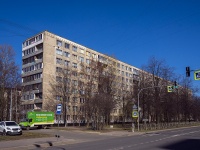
[19,111,55,130]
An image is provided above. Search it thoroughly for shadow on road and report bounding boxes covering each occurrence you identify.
[33,141,66,150]
[161,139,200,150]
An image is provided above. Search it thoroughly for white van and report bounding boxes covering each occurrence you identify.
[0,121,22,135]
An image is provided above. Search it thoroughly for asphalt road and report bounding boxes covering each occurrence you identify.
[1,126,200,150]
[40,126,200,150]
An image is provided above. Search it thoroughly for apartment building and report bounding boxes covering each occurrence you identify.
[21,31,140,122]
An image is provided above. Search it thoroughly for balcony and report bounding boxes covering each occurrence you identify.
[22,49,43,59]
[21,99,35,105]
[23,88,42,95]
[22,69,43,77]
[34,98,42,103]
[22,78,42,86]
[22,39,43,51]
[22,59,43,68]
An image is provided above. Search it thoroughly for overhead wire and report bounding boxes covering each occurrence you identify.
[0,19,39,34]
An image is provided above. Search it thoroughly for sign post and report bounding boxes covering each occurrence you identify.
[132,104,138,132]
[56,104,62,140]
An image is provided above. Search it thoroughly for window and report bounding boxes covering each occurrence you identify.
[80,98,85,103]
[57,40,62,47]
[56,95,62,101]
[34,73,42,80]
[72,71,78,77]
[122,65,124,69]
[72,46,77,52]
[72,54,77,60]
[23,47,35,56]
[79,56,84,62]
[72,89,78,94]
[113,109,117,113]
[92,53,96,58]
[63,78,70,83]
[117,63,120,68]
[56,58,62,64]
[36,34,42,41]
[65,43,70,49]
[122,71,124,75]
[86,67,90,72]
[80,74,84,79]
[72,63,77,68]
[56,67,62,72]
[126,72,128,77]
[86,51,90,56]
[80,49,84,54]
[72,80,78,86]
[80,90,85,95]
[72,97,78,103]
[86,59,90,64]
[63,51,70,57]
[64,60,70,66]
[35,63,43,70]
[73,106,78,112]
[126,66,128,71]
[56,49,62,55]
[56,76,62,82]
[29,38,35,45]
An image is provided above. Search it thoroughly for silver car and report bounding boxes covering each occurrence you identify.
[0,121,22,135]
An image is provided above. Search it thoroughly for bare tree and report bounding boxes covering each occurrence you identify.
[0,45,21,121]
[80,56,117,130]
[48,65,75,126]
[141,56,175,123]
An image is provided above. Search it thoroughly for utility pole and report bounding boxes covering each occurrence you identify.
[9,88,12,121]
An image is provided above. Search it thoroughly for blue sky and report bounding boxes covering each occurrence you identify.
[0,0,200,93]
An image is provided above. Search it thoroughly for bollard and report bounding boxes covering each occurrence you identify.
[132,123,135,132]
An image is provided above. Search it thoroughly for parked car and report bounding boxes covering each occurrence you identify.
[0,121,22,135]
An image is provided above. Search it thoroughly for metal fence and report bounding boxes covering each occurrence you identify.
[139,122,200,131]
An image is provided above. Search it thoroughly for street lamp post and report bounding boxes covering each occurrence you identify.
[137,85,166,131]
[137,89,142,131]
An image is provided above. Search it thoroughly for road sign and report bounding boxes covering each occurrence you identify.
[194,71,200,80]
[132,104,138,110]
[132,111,138,118]
[167,86,174,92]
[56,104,62,115]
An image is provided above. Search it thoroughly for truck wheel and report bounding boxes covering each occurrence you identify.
[26,126,30,130]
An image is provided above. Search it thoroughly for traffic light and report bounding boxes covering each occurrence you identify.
[174,81,177,86]
[186,67,190,77]
[174,81,178,88]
